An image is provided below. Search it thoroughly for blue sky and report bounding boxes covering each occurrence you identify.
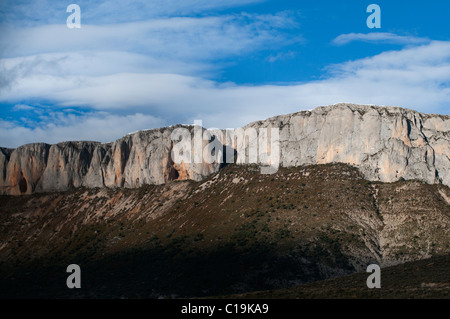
[0,0,449,147]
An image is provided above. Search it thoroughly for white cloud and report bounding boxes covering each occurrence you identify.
[266,51,295,63]
[2,42,450,126]
[0,51,212,82]
[0,0,265,26]
[1,4,450,148]
[0,112,164,148]
[0,13,299,59]
[12,103,34,111]
[2,39,450,148]
[332,32,430,46]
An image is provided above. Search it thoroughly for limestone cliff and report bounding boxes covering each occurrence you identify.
[245,103,449,186]
[1,103,449,195]
[0,125,221,195]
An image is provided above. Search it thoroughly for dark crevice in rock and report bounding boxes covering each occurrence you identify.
[18,175,27,193]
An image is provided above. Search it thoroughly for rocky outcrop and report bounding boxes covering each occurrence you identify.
[245,103,450,187]
[0,125,221,195]
[0,103,449,195]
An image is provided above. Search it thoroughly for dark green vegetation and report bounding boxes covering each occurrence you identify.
[224,253,450,299]
[0,164,449,298]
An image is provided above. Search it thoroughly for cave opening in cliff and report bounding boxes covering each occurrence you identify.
[171,167,180,180]
[167,153,180,181]
[19,176,27,193]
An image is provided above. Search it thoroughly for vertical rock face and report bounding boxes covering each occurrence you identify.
[0,125,222,195]
[245,103,450,187]
[0,103,449,195]
[0,143,50,195]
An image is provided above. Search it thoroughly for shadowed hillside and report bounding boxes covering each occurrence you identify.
[0,163,449,298]
[222,253,450,299]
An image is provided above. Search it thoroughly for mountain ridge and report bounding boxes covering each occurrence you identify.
[1,163,449,298]
[1,103,449,195]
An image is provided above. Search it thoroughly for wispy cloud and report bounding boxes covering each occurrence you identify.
[0,111,164,148]
[332,32,430,46]
[2,41,450,148]
[0,11,301,99]
[266,51,295,63]
[12,103,34,111]
[0,0,265,26]
[1,13,299,59]
[1,1,449,148]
